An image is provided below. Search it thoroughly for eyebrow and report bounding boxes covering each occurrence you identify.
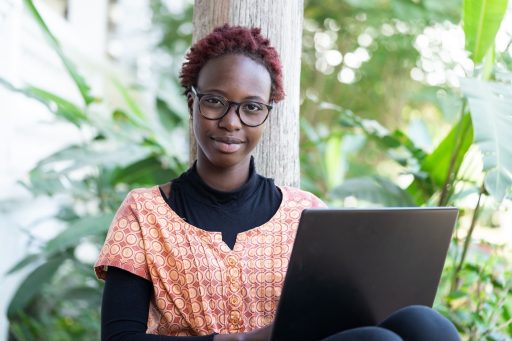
[199,88,268,102]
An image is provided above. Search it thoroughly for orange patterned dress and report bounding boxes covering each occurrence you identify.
[95,185,325,336]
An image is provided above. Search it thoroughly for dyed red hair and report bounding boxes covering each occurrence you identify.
[179,24,285,102]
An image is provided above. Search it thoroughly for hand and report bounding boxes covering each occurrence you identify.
[214,324,273,341]
[240,324,273,341]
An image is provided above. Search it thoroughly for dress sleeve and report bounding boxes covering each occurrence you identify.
[95,191,150,281]
[302,190,328,208]
[310,193,328,208]
[102,267,216,341]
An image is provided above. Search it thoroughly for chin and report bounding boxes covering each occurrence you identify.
[205,152,251,169]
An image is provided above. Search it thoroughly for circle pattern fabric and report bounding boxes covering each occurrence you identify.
[95,186,325,336]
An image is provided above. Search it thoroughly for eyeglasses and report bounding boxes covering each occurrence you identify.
[190,86,273,127]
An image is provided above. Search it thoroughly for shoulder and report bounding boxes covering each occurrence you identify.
[118,186,163,211]
[279,186,327,208]
[109,186,170,235]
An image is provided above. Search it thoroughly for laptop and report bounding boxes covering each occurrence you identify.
[270,207,458,341]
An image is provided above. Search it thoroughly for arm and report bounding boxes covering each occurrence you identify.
[102,266,215,341]
[103,267,271,341]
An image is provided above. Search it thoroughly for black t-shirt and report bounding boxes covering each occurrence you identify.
[102,159,282,340]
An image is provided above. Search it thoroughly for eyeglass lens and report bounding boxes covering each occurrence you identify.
[199,95,269,126]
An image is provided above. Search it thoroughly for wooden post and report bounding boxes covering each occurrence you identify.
[190,0,304,187]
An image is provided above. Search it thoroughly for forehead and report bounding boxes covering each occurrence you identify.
[197,54,272,101]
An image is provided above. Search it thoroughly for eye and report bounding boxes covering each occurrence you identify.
[202,96,225,107]
[242,102,265,113]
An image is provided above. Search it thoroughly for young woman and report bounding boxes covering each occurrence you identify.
[95,25,460,341]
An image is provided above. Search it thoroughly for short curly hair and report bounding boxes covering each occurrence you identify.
[179,24,285,102]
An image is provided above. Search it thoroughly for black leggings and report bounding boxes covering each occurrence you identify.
[321,306,460,341]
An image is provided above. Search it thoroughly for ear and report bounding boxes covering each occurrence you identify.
[187,92,194,117]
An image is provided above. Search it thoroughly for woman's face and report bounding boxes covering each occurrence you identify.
[190,53,272,171]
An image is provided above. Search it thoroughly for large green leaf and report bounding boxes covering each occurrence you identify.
[460,78,512,202]
[110,156,176,186]
[7,258,63,318]
[5,254,41,275]
[463,0,509,63]
[44,213,115,255]
[0,79,88,127]
[35,143,151,174]
[421,113,473,187]
[330,176,415,207]
[23,0,95,105]
[25,85,88,124]
[406,113,473,205]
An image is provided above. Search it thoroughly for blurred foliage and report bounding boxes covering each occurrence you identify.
[300,0,512,339]
[436,241,512,340]
[301,0,460,128]
[3,0,512,340]
[301,0,464,194]
[4,0,189,339]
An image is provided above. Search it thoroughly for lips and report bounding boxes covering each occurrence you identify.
[211,136,244,144]
[211,136,245,153]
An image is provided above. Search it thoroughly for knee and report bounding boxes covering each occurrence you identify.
[323,326,402,341]
[380,305,460,341]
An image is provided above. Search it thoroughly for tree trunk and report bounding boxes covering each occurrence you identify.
[190,0,304,187]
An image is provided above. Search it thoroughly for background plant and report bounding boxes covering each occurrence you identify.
[2,0,189,339]
[3,0,512,340]
[300,0,512,339]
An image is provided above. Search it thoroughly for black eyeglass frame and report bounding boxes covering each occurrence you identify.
[190,86,273,127]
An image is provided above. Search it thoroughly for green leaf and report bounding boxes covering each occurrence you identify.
[321,103,427,166]
[5,254,41,275]
[447,290,467,300]
[112,78,148,124]
[406,113,473,204]
[463,0,509,63]
[24,168,66,196]
[156,97,186,130]
[25,86,88,125]
[44,214,115,255]
[503,305,512,335]
[110,156,174,186]
[460,78,512,202]
[23,0,94,104]
[35,143,151,174]
[61,287,102,307]
[55,206,80,222]
[0,79,88,127]
[422,113,473,187]
[7,258,63,318]
[325,134,344,189]
[330,176,415,207]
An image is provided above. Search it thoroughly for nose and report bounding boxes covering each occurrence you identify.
[218,103,242,130]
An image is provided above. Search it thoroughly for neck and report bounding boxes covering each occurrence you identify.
[196,155,252,192]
